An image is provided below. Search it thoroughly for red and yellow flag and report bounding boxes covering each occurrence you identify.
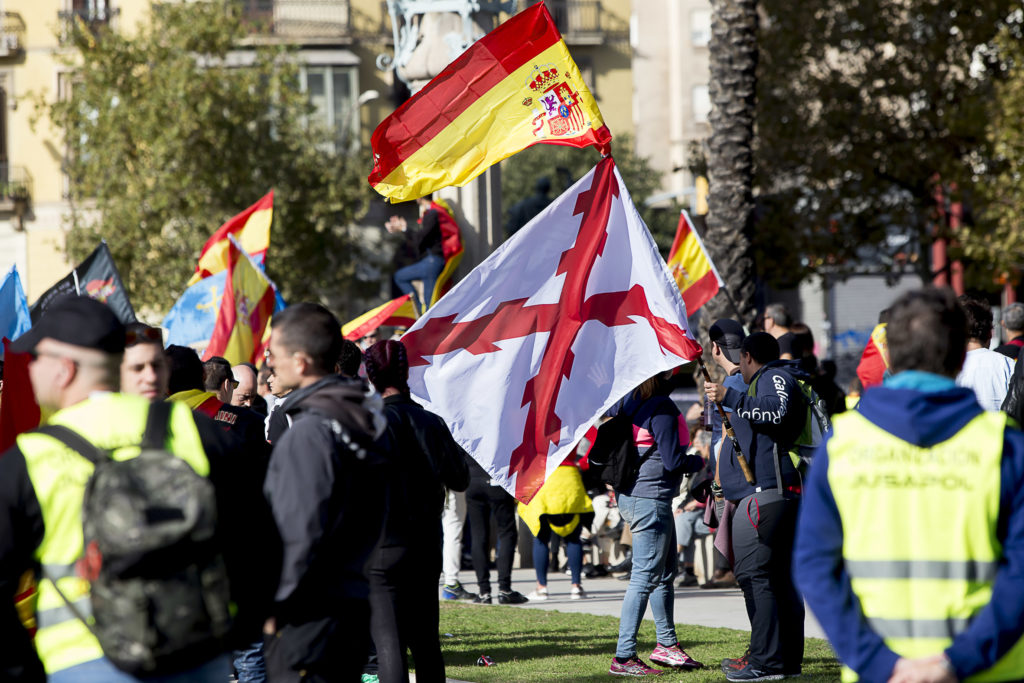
[429,198,463,307]
[666,210,724,315]
[203,237,276,365]
[368,3,611,202]
[189,191,273,286]
[342,294,419,340]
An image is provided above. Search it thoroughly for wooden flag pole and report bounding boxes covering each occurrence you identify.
[697,355,756,485]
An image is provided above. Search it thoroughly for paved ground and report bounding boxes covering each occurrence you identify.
[442,566,825,638]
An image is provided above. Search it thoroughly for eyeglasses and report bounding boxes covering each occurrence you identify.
[228,379,240,390]
[126,324,163,347]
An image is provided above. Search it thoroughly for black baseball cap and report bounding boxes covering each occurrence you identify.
[709,318,745,364]
[11,295,126,355]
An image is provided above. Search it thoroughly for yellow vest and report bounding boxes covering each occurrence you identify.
[17,393,209,674]
[828,410,1024,682]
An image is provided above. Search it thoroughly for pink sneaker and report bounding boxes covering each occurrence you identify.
[609,656,665,677]
[649,643,704,670]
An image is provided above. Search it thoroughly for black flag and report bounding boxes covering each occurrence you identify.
[30,242,137,325]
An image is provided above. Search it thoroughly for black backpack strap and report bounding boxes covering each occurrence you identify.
[34,424,108,465]
[142,401,173,450]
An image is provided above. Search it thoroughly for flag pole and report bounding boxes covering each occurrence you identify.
[697,355,756,485]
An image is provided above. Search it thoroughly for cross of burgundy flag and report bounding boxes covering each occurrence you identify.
[401,158,703,503]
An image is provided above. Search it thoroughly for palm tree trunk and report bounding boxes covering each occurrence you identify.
[705,0,759,327]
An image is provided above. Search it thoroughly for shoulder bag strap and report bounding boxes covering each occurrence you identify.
[142,401,173,450]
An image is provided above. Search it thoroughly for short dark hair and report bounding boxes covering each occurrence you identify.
[165,345,204,394]
[203,356,233,392]
[764,303,792,328]
[337,339,362,378]
[888,288,967,377]
[272,303,343,376]
[959,295,993,345]
[741,332,780,365]
[789,322,814,358]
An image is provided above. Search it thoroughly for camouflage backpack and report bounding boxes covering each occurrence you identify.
[38,402,231,676]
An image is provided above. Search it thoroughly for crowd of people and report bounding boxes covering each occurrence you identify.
[2,285,1024,682]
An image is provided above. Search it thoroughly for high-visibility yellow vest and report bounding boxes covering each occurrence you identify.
[17,393,209,674]
[828,409,1024,682]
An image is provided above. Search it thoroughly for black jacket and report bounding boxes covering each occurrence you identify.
[1003,354,1024,424]
[263,375,387,624]
[374,394,469,550]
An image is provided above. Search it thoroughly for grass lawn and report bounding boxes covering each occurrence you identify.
[438,602,840,681]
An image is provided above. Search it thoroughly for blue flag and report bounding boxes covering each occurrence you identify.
[0,266,31,358]
[163,271,227,355]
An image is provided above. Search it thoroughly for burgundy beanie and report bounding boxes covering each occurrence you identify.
[363,339,410,393]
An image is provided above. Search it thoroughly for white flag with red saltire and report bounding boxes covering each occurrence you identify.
[401,158,703,503]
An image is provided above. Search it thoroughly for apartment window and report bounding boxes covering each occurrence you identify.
[300,65,358,151]
[691,9,711,47]
[692,85,711,123]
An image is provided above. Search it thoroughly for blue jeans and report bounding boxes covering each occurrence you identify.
[615,493,677,658]
[49,655,231,683]
[675,508,711,563]
[233,641,267,683]
[394,252,445,313]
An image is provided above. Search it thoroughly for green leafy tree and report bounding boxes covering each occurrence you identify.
[755,0,1017,288]
[41,1,374,316]
[969,18,1024,285]
[500,135,679,252]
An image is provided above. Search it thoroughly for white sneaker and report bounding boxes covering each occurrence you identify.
[527,587,549,601]
[571,585,586,600]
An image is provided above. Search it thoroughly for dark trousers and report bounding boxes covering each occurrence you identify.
[264,600,370,683]
[465,481,518,595]
[367,540,446,683]
[731,490,804,674]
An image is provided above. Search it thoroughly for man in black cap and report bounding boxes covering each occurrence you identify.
[705,332,806,681]
[0,296,230,681]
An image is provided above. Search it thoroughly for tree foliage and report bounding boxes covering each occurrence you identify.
[755,0,1017,288]
[500,135,680,252]
[43,1,374,315]
[968,17,1024,283]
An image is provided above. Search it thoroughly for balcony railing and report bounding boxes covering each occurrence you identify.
[241,0,350,40]
[521,0,606,43]
[0,12,25,56]
[0,164,33,219]
[58,3,119,45]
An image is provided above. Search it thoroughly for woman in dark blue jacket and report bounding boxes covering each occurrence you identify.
[609,372,705,676]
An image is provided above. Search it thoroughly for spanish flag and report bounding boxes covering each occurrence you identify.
[342,294,419,340]
[429,198,462,307]
[666,210,724,315]
[203,236,277,366]
[188,191,273,286]
[368,3,611,202]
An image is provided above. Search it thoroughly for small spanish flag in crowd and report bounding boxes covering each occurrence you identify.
[189,191,273,286]
[342,294,419,341]
[428,198,462,308]
[666,210,724,315]
[203,236,276,366]
[368,3,611,202]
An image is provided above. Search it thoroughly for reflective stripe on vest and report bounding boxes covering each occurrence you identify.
[828,409,1024,682]
[18,393,210,674]
[845,559,999,583]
